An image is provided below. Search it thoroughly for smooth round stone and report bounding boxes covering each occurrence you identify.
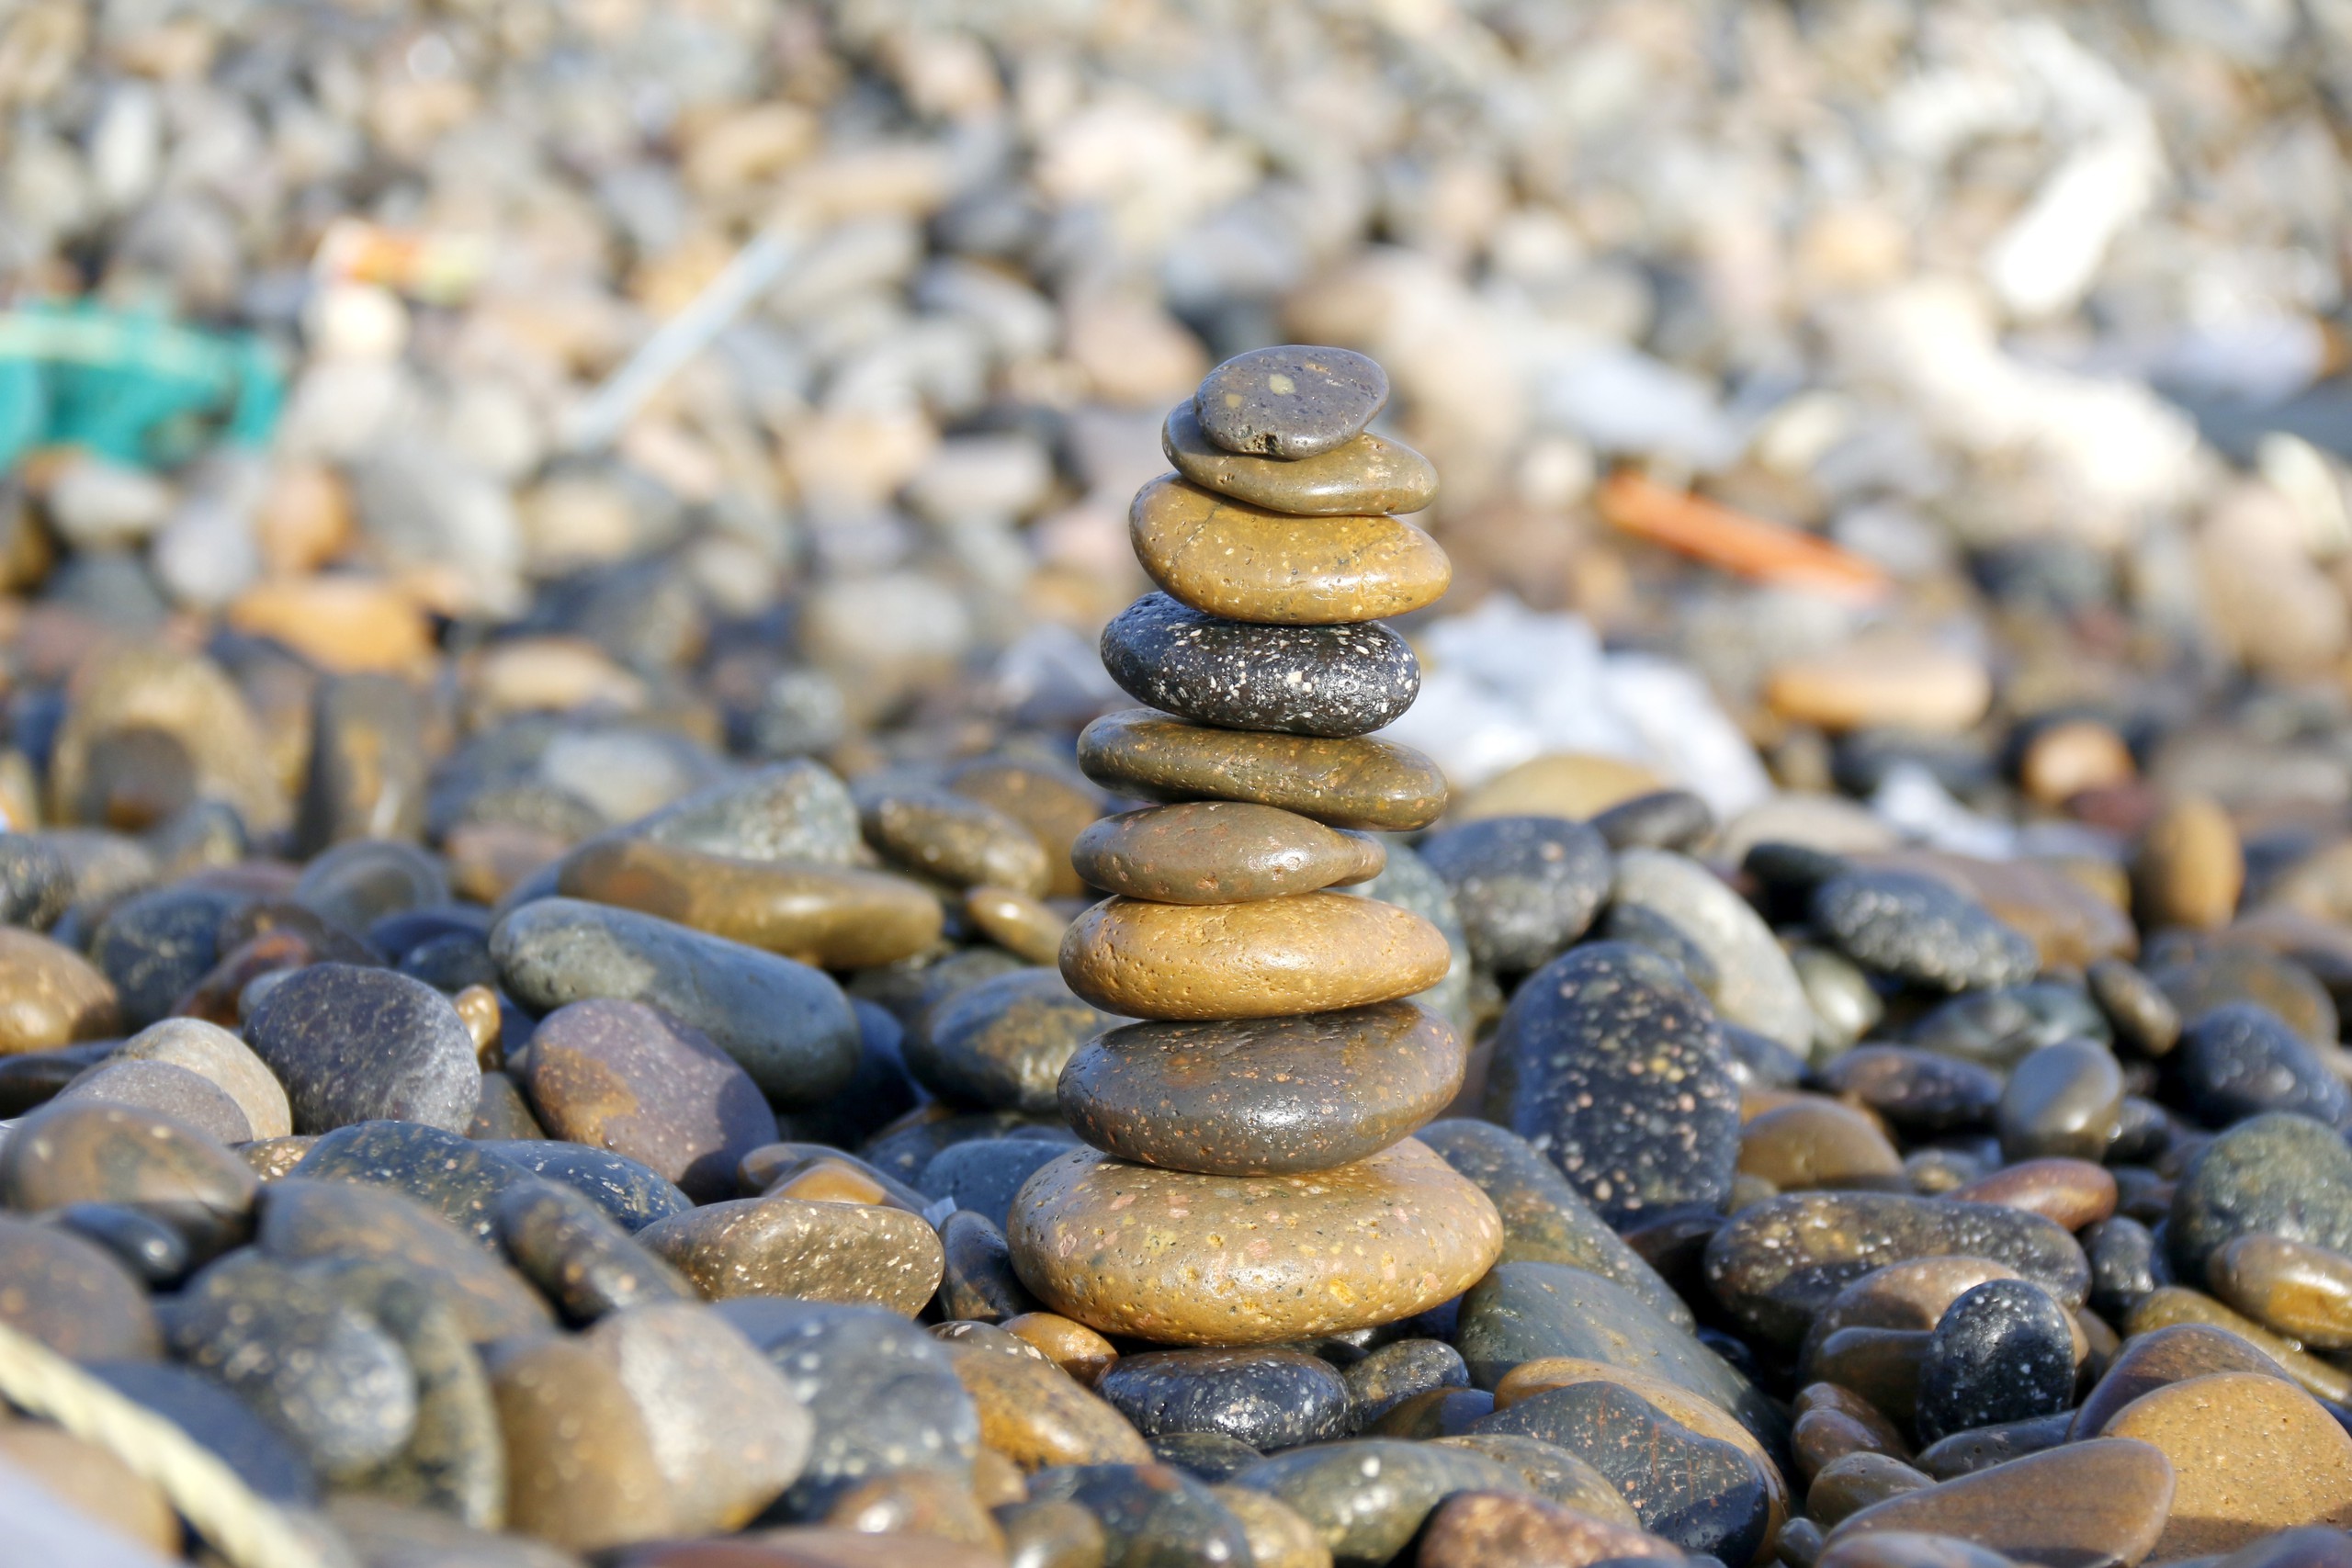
[115,1017,292,1140]
[487,1333,671,1551]
[1704,1191,2091,1349]
[1058,893,1449,1021]
[2084,1217,2164,1324]
[1809,1453,1934,1529]
[257,1179,553,1341]
[919,1138,1070,1231]
[2071,1324,2295,1438]
[937,1208,1041,1321]
[57,1057,253,1144]
[2088,958,2181,1056]
[1431,1433,1638,1525]
[1913,1413,2074,1481]
[1097,1348,1351,1450]
[2169,1111,2352,1280]
[1128,475,1449,626]
[993,1496,1114,1568]
[1209,1483,1329,1568]
[2135,795,2243,932]
[1194,344,1387,458]
[2172,1001,2352,1127]
[0,1213,161,1359]
[1163,400,1437,515]
[1058,1003,1463,1177]
[716,1298,980,1512]
[292,1120,537,1247]
[557,837,944,969]
[478,1139,692,1231]
[2107,1371,2352,1556]
[1915,1280,2077,1445]
[862,788,1052,897]
[1997,1038,2125,1161]
[491,897,860,1107]
[632,761,864,866]
[944,757,1106,902]
[1029,1463,1253,1567]
[0,1097,257,1234]
[1231,1438,1530,1566]
[1611,847,1818,1051]
[1077,709,1447,831]
[1819,1047,2002,1134]
[1343,1339,1468,1428]
[521,997,776,1201]
[293,838,447,933]
[244,963,481,1135]
[496,1179,693,1323]
[1006,1139,1501,1346]
[1100,594,1419,739]
[1798,946,1886,1055]
[907,967,1121,1116]
[944,1337,1154,1472]
[1909,982,2110,1070]
[2125,1287,2352,1404]
[962,886,1067,966]
[1950,1157,2118,1231]
[1826,1439,2174,1566]
[89,886,242,1030]
[2154,945,2338,1046]
[1738,1100,1905,1192]
[45,1202,192,1288]
[1418,1119,1691,1329]
[1792,1400,1906,1484]
[1485,942,1739,1226]
[1418,816,1611,976]
[0,927,121,1054]
[2209,1233,2352,1348]
[1345,837,1474,1039]
[821,1471,1004,1548]
[1071,801,1385,906]
[1589,789,1716,853]
[1813,870,2040,992]
[637,1190,944,1314]
[1418,1491,1676,1568]
[1004,1312,1120,1387]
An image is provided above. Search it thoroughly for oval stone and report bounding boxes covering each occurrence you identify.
[2168,1110,2352,1279]
[1915,1280,2077,1445]
[114,1017,293,1141]
[861,789,1051,897]
[556,837,944,970]
[905,967,1121,1116]
[1078,709,1447,831]
[1231,1439,1531,1566]
[1612,847,1819,1051]
[243,963,481,1135]
[1194,344,1388,458]
[1071,800,1385,906]
[1162,400,1438,515]
[637,1191,945,1314]
[1813,870,2040,992]
[1101,593,1420,739]
[2102,1373,2352,1559]
[0,1098,258,1234]
[56,1058,253,1145]
[0,929,120,1053]
[1824,1438,2174,1567]
[1097,1348,1351,1450]
[1129,475,1450,626]
[1996,1039,2125,1162]
[2172,1000,2352,1128]
[1059,893,1451,1021]
[0,1213,162,1360]
[1006,1139,1502,1345]
[1059,1003,1462,1176]
[2209,1233,2352,1348]
[1419,816,1612,976]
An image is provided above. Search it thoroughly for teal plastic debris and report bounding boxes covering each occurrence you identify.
[0,299,284,473]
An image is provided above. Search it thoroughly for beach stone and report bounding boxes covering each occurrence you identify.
[1764,644,1991,735]
[2136,795,2244,932]
[947,1336,1156,1472]
[1208,1483,1330,1568]
[1486,942,1739,1225]
[1006,1139,1501,1345]
[1417,816,1610,976]
[1794,1258,2032,1377]
[822,1470,1007,1550]
[2071,1324,2294,1438]
[1098,1348,1351,1450]
[1997,1039,2125,1162]
[480,1139,693,1231]
[1704,1191,2091,1349]
[1004,1312,1120,1387]
[938,1208,1042,1321]
[1071,801,1384,907]
[0,1213,162,1359]
[2085,1217,2165,1323]
[944,758,1104,902]
[1951,1157,2118,1231]
[908,968,1120,1116]
[488,1331,673,1551]
[558,837,945,969]
[1430,1432,1637,1524]
[0,929,120,1053]
[1739,1099,1905,1192]
[1130,475,1448,626]
[1819,1048,2001,1134]
[992,1496,1113,1568]
[1155,1431,1267,1481]
[2088,959,2182,1057]
[2153,946,2337,1047]
[2106,1371,2352,1557]
[47,1202,192,1288]
[862,788,1051,897]
[920,1138,1070,1231]
[293,839,447,933]
[1058,1003,1462,1176]
[2209,1233,2352,1347]
[1077,709,1447,831]
[1341,1339,1468,1428]
[520,998,775,1201]
[1101,593,1420,739]
[1913,1412,2074,1481]
[2168,1111,2352,1280]
[0,1097,256,1238]
[244,962,481,1134]
[1813,870,2039,992]
[115,1016,291,1139]
[1231,1439,1530,1567]
[491,897,860,1106]
[291,1119,533,1248]
[256,1179,552,1341]
[495,1178,693,1323]
[1417,1491,1679,1568]
[82,1359,315,1506]
[0,1424,179,1557]
[637,1190,944,1313]
[963,885,1067,965]
[2172,1001,2352,1127]
[1809,1328,1929,1427]
[1808,1453,1934,1528]
[1793,1402,1906,1483]
[50,645,288,836]
[1823,1438,2174,1568]
[1195,345,1387,458]
[57,1057,253,1144]
[1417,1119,1692,1329]
[2125,1287,2352,1403]
[1910,983,2110,1071]
[1030,1462,1255,1568]
[298,672,428,853]
[1060,892,1449,1021]
[1163,400,1437,515]
[631,761,864,866]
[1915,1280,2077,1444]
[1611,847,1817,1051]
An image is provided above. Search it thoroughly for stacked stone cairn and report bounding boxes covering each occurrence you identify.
[1007,346,1506,1346]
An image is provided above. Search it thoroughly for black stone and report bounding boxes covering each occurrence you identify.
[41,1202,190,1288]
[473,1139,691,1231]
[1812,869,2039,992]
[1818,1046,2003,1134]
[1098,1348,1351,1450]
[88,886,243,1028]
[1914,1280,2077,1445]
[1100,593,1419,739]
[1589,789,1714,852]
[1722,1024,1808,1091]
[1193,344,1388,458]
[256,1179,553,1342]
[1148,1431,1262,1482]
[293,1121,534,1250]
[1419,816,1611,975]
[245,964,481,1134]
[2083,1216,2166,1323]
[935,1207,1041,1323]
[1341,1338,1468,1430]
[907,967,1116,1116]
[860,1110,1078,1188]
[292,838,448,934]
[776,998,923,1149]
[1909,983,2110,1069]
[918,1136,1070,1232]
[2171,1000,2352,1128]
[494,1179,692,1324]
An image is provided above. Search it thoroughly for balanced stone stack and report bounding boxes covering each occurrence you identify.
[1008,346,1505,1345]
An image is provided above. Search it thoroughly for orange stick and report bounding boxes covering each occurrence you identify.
[1596,469,1890,601]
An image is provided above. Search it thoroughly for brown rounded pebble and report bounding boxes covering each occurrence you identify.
[2125,1287,2352,1403]
[1129,475,1450,626]
[944,758,1105,901]
[963,885,1068,965]
[1002,1312,1120,1387]
[2135,795,2244,932]
[944,1336,1153,1471]
[1737,1100,1905,1192]
[1801,1258,2027,1374]
[1209,1483,1332,1568]
[1824,1438,2175,1568]
[0,1098,257,1233]
[1809,1453,1934,1529]
[863,790,1051,897]
[0,929,119,1054]
[1058,892,1450,1021]
[2072,1323,2295,1439]
[453,985,503,1066]
[489,1333,672,1551]
[0,1214,163,1360]
[2209,1234,2352,1348]
[824,1470,1007,1551]
[1810,1329,1928,1429]
[1070,801,1385,906]
[636,1191,945,1314]
[1006,1138,1502,1345]
[1417,1489,1682,1568]
[2021,720,2136,807]
[1764,644,1991,736]
[1077,709,1447,832]
[115,1017,293,1140]
[1950,1158,2118,1231]
[2105,1371,2352,1557]
[1162,400,1439,516]
[1793,1406,1907,1485]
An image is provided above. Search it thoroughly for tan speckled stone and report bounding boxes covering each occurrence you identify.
[944,1337,1153,1471]
[1059,892,1450,1021]
[0,929,119,1054]
[1162,401,1438,516]
[635,1191,944,1314]
[1006,1137,1502,1345]
[962,884,1068,965]
[1071,800,1384,905]
[1129,475,1450,625]
[2104,1371,2352,1558]
[1077,709,1447,832]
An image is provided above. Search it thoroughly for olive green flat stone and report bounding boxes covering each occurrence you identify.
[1163,402,1438,516]
[1071,800,1385,905]
[1077,709,1447,832]
[1129,475,1451,626]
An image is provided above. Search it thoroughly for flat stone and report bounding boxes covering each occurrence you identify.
[1704,1191,2091,1349]
[1813,870,2040,992]
[907,967,1122,1116]
[1915,1280,2077,1444]
[1611,847,1817,1050]
[1863,850,2137,972]
[1914,1412,2074,1481]
[631,761,865,866]
[1129,474,1449,626]
[491,897,860,1106]
[0,1213,161,1360]
[1194,344,1388,458]
[944,758,1105,902]
[243,962,481,1134]
[637,1190,945,1314]
[2168,1111,2352,1280]
[1058,1002,1462,1176]
[1992,1039,2124,1163]
[1077,709,1447,831]
[1418,816,1611,976]
[1418,1490,1679,1568]
[1824,1438,2175,1568]
[1909,981,2112,1070]
[291,1119,534,1247]
[1100,593,1419,739]
[1764,643,1992,736]
[1098,1348,1351,1450]
[488,1331,673,1551]
[478,1139,692,1231]
[1951,1157,2118,1231]
[2153,945,2337,1047]
[861,788,1051,897]
[1231,1439,1531,1567]
[495,1178,694,1323]
[557,836,944,969]
[1809,1452,1934,1529]
[2210,1233,2352,1347]
[2172,1001,2352,1127]
[1738,1099,1905,1192]
[1006,1138,1501,1346]
[2089,958,2181,1056]
[114,1017,292,1140]
[1485,942,1739,1225]
[947,1338,1155,1471]
[1030,1462,1255,1568]
[2106,1371,2352,1557]
[962,885,1067,965]
[0,1098,256,1248]
[1431,1432,1639,1524]
[1071,801,1385,906]
[2072,1323,2295,1438]
[1163,400,1438,514]
[257,1178,553,1341]
[0,928,120,1052]
[1059,892,1449,1021]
